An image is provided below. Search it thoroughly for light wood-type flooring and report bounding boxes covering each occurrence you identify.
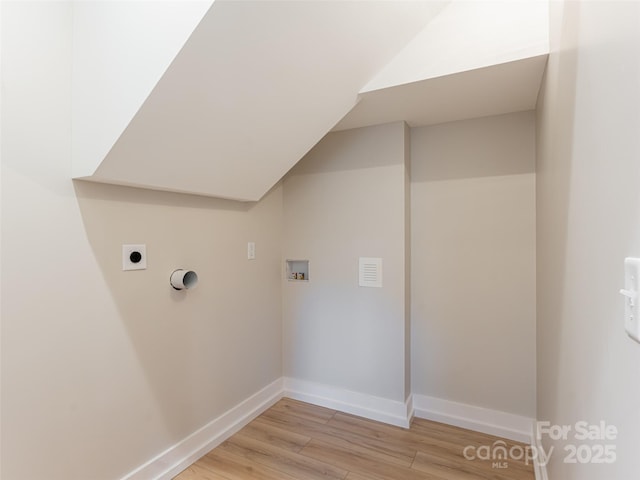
[174,398,535,480]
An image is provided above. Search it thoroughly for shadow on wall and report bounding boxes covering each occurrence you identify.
[538,5,640,480]
[535,0,580,431]
[73,180,254,212]
[72,179,282,455]
[290,122,407,176]
[411,111,536,183]
[409,109,538,417]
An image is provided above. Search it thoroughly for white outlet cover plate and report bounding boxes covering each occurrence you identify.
[623,257,640,343]
[123,244,147,271]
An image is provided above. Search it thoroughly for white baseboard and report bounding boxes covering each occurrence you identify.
[283,377,412,428]
[532,432,549,480]
[413,394,534,444]
[121,378,284,480]
[121,379,539,480]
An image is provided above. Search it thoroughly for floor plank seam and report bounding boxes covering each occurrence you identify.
[174,399,535,480]
[409,451,418,471]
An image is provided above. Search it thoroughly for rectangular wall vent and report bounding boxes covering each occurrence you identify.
[359,257,382,288]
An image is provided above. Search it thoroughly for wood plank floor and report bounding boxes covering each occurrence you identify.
[174,398,535,480]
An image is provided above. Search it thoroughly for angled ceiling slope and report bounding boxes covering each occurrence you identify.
[334,55,548,132]
[71,0,213,179]
[335,0,549,131]
[74,1,448,201]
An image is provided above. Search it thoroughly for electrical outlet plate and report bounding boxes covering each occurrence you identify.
[122,244,147,271]
[621,257,640,343]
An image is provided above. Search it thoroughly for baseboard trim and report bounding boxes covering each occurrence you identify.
[413,394,534,444]
[120,378,284,480]
[121,380,538,480]
[283,377,411,428]
[406,393,415,423]
[532,431,549,480]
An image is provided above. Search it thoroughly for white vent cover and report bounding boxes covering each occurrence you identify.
[359,257,382,288]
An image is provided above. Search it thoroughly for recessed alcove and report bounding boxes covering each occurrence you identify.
[286,260,309,282]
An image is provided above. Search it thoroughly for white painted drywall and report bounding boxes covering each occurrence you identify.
[334,0,550,133]
[536,1,640,478]
[333,55,547,132]
[411,112,537,418]
[282,123,410,403]
[363,0,548,92]
[89,1,445,201]
[1,4,283,479]
[72,0,212,178]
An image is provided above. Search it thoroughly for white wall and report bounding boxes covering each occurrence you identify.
[72,0,212,178]
[536,1,640,478]
[363,0,548,93]
[282,122,410,403]
[1,3,283,479]
[88,1,446,202]
[281,113,536,419]
[411,111,537,418]
[17,3,640,480]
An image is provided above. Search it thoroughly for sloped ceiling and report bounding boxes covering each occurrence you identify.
[74,0,549,202]
[334,0,549,131]
[78,0,448,201]
[71,0,214,179]
[361,0,548,93]
[333,55,548,132]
